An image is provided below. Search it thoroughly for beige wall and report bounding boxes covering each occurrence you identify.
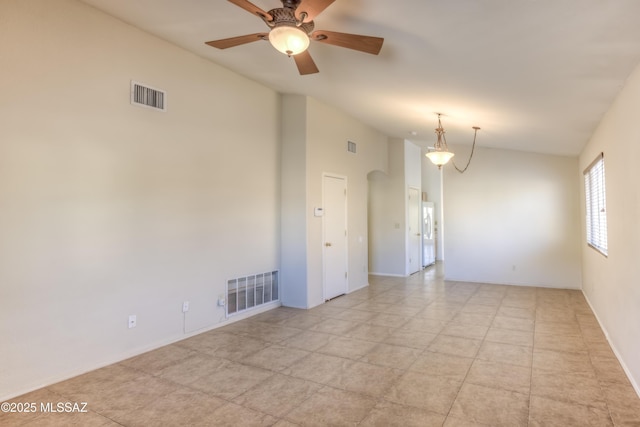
[4,0,638,404]
[368,140,409,276]
[0,0,281,400]
[280,95,309,308]
[443,146,582,289]
[281,96,388,308]
[579,62,640,394]
[306,98,388,306]
[368,139,422,276]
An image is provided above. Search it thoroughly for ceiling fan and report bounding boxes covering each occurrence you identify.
[205,0,384,75]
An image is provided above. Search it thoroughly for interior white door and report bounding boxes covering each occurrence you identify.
[323,175,348,300]
[408,187,421,274]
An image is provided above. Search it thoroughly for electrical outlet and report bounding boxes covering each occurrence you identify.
[182,301,189,313]
[128,314,137,329]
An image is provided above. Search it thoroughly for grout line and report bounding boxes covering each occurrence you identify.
[576,303,617,425]
[12,271,637,426]
[527,292,537,426]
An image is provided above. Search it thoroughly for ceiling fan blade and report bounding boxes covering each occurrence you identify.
[293,50,319,75]
[311,30,384,55]
[205,33,268,49]
[296,0,335,22]
[228,0,273,21]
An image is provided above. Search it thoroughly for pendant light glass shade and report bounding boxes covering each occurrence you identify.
[425,150,455,167]
[269,25,310,56]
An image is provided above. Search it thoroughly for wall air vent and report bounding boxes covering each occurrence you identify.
[226,271,279,318]
[130,80,166,112]
[347,140,357,154]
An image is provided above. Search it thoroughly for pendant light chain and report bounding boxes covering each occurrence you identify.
[446,127,479,174]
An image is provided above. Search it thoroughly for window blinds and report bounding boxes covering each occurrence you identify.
[584,153,607,256]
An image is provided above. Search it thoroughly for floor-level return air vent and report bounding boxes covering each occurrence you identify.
[130,80,166,111]
[226,271,279,317]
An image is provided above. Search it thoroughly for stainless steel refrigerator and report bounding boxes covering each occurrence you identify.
[422,202,436,267]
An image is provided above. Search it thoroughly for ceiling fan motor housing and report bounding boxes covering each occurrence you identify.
[267,7,315,34]
[281,0,302,9]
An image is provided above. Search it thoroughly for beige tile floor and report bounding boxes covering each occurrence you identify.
[3,266,640,426]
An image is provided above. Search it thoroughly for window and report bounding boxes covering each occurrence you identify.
[584,153,607,256]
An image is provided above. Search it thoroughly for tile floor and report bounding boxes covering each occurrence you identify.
[3,267,640,426]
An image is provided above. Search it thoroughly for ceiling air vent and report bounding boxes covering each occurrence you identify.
[347,140,357,154]
[130,80,166,112]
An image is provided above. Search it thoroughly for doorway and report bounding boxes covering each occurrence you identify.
[408,187,421,274]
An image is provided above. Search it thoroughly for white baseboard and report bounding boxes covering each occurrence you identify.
[348,283,369,293]
[582,290,640,399]
[442,276,581,290]
[2,302,282,402]
[368,272,408,277]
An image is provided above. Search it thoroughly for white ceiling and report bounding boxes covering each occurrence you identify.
[80,0,640,156]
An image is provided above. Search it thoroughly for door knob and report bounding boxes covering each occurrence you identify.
[325,242,332,247]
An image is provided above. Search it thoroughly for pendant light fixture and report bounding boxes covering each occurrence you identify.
[425,113,480,173]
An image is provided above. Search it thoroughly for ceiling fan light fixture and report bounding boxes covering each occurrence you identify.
[206,0,384,75]
[268,24,309,56]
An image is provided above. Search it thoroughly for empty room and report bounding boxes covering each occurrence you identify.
[1,0,639,425]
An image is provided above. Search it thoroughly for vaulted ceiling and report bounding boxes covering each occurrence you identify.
[80,0,640,156]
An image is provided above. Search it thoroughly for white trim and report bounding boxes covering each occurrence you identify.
[583,153,608,256]
[321,173,349,301]
[368,272,409,278]
[347,282,369,293]
[441,277,581,290]
[407,186,422,275]
[439,167,445,261]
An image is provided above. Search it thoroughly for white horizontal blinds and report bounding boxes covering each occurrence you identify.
[584,153,607,255]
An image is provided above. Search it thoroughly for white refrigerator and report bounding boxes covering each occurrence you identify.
[422,202,436,267]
